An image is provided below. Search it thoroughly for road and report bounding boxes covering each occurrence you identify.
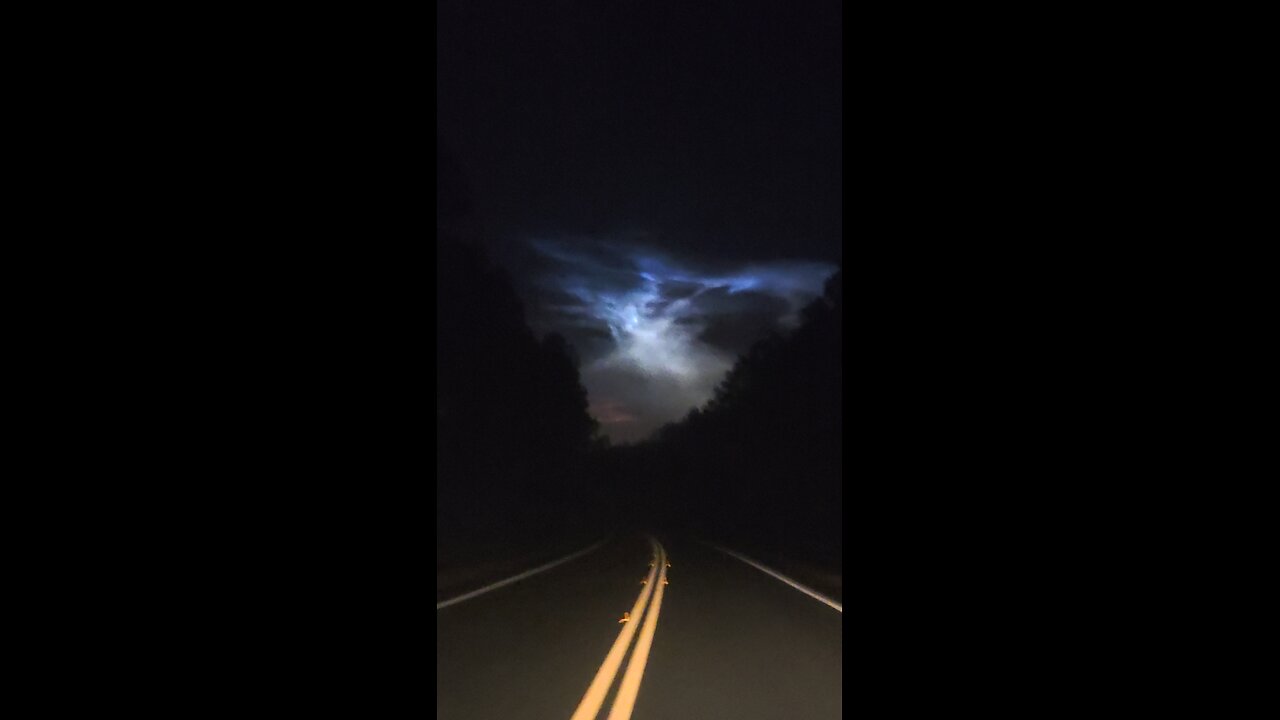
[436,533,842,719]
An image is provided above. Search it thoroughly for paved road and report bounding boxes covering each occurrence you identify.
[436,533,842,719]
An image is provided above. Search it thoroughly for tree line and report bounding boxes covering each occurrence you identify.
[598,270,843,565]
[437,149,841,566]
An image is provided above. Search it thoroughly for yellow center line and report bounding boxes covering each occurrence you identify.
[569,538,660,720]
[605,542,669,720]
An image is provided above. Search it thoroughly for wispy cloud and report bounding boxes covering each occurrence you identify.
[522,237,836,443]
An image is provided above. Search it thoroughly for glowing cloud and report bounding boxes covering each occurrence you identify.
[524,238,836,443]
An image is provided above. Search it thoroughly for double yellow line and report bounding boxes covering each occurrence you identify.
[570,536,670,720]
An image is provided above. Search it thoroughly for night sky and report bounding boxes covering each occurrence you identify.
[437,0,842,442]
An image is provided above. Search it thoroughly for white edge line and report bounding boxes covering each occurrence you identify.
[706,541,842,613]
[436,539,607,610]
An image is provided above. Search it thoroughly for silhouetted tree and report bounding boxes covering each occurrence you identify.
[621,269,843,565]
[436,150,601,543]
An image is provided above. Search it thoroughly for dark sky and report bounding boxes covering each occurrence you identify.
[438,0,842,442]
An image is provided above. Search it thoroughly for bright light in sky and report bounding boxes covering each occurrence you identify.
[590,272,720,383]
[525,238,836,443]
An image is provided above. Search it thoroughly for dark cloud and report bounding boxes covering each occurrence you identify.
[689,290,792,355]
[658,280,703,301]
[643,280,703,315]
[556,323,615,366]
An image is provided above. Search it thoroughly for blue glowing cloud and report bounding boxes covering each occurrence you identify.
[521,238,836,443]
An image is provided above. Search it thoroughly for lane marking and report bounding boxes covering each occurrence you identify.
[436,539,606,610]
[569,538,660,720]
[708,542,842,613]
[605,541,669,720]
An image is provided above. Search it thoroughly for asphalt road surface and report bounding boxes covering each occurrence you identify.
[436,533,842,719]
